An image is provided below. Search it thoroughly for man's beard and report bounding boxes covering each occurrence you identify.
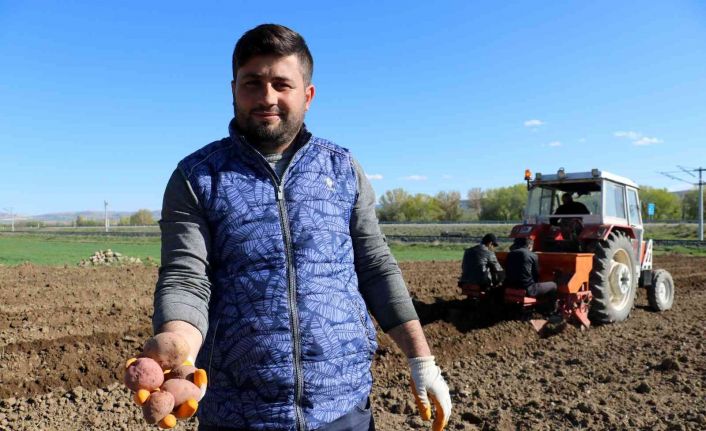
[236,106,304,152]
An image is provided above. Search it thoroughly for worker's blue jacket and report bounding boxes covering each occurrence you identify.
[178,123,377,430]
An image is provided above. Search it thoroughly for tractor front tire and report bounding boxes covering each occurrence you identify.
[589,232,638,323]
[648,269,674,311]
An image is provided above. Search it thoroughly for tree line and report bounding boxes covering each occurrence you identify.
[74,209,157,226]
[376,185,705,222]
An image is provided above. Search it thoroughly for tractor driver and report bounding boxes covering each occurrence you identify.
[459,233,505,289]
[552,193,590,241]
[552,193,590,223]
[505,237,557,298]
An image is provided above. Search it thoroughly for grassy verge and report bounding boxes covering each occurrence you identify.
[389,243,468,262]
[2,233,704,266]
[653,246,706,257]
[0,234,160,266]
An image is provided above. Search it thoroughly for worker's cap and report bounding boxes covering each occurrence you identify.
[482,233,499,247]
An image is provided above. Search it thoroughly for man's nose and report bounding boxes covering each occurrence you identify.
[262,83,278,105]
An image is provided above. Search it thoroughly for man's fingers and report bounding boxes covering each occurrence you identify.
[410,379,431,421]
[194,368,208,400]
[430,394,449,431]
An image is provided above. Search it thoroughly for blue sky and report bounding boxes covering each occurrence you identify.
[1,1,705,215]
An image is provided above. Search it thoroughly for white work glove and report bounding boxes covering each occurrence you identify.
[408,356,452,431]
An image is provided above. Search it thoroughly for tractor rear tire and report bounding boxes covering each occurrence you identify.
[589,232,638,323]
[648,269,674,311]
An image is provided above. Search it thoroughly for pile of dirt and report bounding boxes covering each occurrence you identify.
[0,256,704,430]
[78,249,153,267]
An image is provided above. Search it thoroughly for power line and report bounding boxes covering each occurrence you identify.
[658,166,705,241]
[677,165,697,178]
[659,171,695,186]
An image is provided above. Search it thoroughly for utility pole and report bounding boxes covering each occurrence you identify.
[699,168,704,241]
[104,200,109,233]
[660,166,705,241]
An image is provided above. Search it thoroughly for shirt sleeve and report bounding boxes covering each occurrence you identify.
[488,250,504,274]
[350,158,419,332]
[531,252,540,283]
[152,168,212,342]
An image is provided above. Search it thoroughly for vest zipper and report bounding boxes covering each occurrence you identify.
[240,137,309,431]
[274,182,306,431]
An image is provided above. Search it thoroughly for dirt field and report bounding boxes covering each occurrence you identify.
[1,256,704,430]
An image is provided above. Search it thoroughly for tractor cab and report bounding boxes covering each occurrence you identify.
[515,168,644,258]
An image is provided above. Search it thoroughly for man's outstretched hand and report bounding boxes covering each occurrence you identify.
[123,332,207,429]
[409,356,452,431]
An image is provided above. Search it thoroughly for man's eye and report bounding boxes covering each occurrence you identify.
[244,81,260,88]
[274,83,292,90]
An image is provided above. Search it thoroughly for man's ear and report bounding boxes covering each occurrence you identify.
[304,84,316,111]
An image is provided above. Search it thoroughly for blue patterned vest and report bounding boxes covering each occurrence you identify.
[178,125,378,430]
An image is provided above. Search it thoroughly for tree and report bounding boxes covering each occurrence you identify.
[400,193,443,222]
[638,186,681,221]
[467,187,483,217]
[129,209,155,226]
[434,191,462,221]
[378,188,411,222]
[681,188,705,220]
[479,184,527,221]
[75,215,101,227]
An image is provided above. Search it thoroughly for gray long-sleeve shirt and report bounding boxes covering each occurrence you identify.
[153,147,418,342]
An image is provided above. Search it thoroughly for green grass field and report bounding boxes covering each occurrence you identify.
[2,227,705,266]
[0,234,161,266]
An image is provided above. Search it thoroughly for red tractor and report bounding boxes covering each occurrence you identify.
[461,168,675,327]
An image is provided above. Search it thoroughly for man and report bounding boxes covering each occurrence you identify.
[552,193,590,221]
[552,193,590,240]
[459,233,504,289]
[505,238,557,298]
[151,24,451,431]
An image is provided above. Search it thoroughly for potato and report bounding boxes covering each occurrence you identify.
[142,332,190,370]
[165,364,197,382]
[161,378,202,407]
[142,391,175,424]
[124,357,164,392]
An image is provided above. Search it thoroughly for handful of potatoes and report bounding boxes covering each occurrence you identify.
[123,332,207,429]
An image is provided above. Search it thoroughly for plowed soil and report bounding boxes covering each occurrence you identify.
[0,256,704,430]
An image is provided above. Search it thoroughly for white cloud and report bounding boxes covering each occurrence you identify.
[524,119,544,128]
[578,138,587,143]
[442,174,453,179]
[402,175,428,181]
[614,131,642,140]
[633,136,662,146]
[548,141,562,147]
[365,173,383,180]
[613,130,662,146]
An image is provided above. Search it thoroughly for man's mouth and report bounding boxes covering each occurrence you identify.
[252,111,281,119]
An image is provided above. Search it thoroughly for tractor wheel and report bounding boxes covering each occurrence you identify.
[648,269,674,311]
[589,232,638,323]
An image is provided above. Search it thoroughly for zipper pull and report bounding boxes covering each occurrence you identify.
[276,186,284,201]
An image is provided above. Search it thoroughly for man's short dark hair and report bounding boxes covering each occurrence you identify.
[510,237,529,250]
[481,233,499,247]
[232,24,314,84]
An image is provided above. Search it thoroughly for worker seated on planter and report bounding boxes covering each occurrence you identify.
[459,233,505,290]
[505,237,557,299]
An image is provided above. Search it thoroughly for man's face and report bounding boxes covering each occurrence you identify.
[232,54,315,152]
